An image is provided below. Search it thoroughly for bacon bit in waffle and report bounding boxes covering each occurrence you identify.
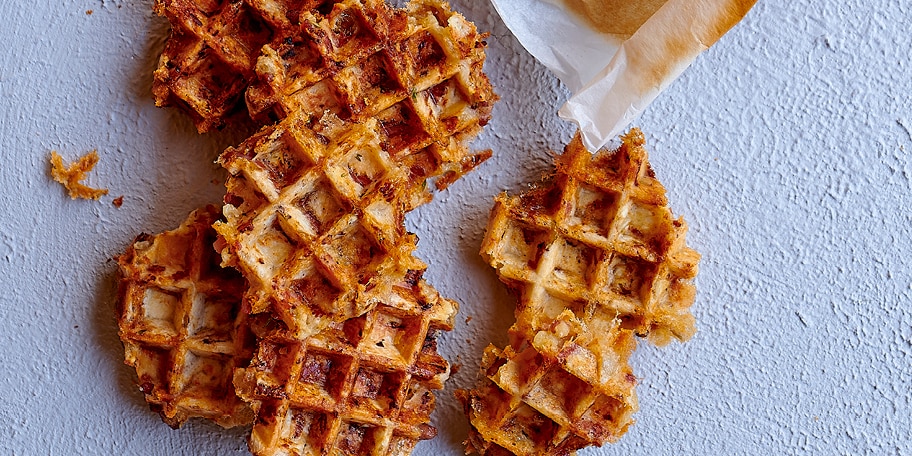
[49,150,109,200]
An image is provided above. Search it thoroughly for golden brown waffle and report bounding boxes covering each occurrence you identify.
[246,0,494,126]
[215,59,494,330]
[458,313,639,456]
[234,265,458,455]
[211,0,495,334]
[115,205,254,428]
[153,0,494,134]
[115,205,459,454]
[481,129,700,346]
[459,129,700,455]
[152,0,339,132]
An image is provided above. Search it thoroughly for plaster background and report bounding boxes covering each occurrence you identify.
[0,0,910,454]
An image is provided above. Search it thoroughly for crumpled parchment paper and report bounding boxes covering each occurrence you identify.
[491,0,756,150]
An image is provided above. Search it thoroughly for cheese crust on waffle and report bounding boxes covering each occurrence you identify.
[153,0,494,133]
[459,316,639,456]
[246,0,494,126]
[482,129,700,346]
[117,206,459,455]
[115,205,254,428]
[460,129,700,455]
[136,1,494,452]
[234,265,458,455]
[152,0,340,131]
[208,0,495,337]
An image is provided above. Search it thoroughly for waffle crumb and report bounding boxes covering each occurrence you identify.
[112,196,124,208]
[49,150,109,200]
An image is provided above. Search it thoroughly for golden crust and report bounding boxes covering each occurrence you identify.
[212,0,496,334]
[115,205,254,428]
[461,129,700,455]
[139,1,494,451]
[481,129,699,345]
[115,205,459,453]
[153,0,496,133]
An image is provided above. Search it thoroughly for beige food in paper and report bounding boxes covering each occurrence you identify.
[563,0,668,37]
[491,0,755,150]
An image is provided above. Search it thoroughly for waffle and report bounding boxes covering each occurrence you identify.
[459,129,700,455]
[481,129,700,346]
[234,264,458,455]
[153,0,495,133]
[49,150,109,200]
[245,0,494,126]
[115,205,254,428]
[458,312,639,456]
[151,0,335,132]
[216,47,494,328]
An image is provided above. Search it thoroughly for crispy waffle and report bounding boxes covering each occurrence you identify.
[481,129,700,346]
[212,0,495,333]
[459,129,700,455]
[234,264,458,455]
[115,205,254,428]
[245,0,494,126]
[153,0,494,134]
[458,312,639,456]
[215,58,494,331]
[152,0,338,132]
[115,205,459,454]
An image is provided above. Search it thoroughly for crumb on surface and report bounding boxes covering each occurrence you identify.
[86,9,93,15]
[49,150,109,200]
[465,315,473,324]
[112,196,124,208]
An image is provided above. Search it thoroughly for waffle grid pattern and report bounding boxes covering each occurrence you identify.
[216,51,493,331]
[461,130,700,455]
[235,268,457,455]
[153,0,494,137]
[461,321,639,456]
[153,0,346,132]
[247,0,492,126]
[116,206,255,428]
[130,1,496,452]
[481,129,700,346]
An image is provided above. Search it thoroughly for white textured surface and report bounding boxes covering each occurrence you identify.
[1,0,910,454]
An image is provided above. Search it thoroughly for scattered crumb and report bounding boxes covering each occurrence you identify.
[74,325,79,329]
[86,9,93,15]
[112,196,124,208]
[450,363,462,375]
[465,315,473,324]
[211,178,221,185]
[49,150,109,200]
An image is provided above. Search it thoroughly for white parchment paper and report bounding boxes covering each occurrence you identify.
[491,0,756,150]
